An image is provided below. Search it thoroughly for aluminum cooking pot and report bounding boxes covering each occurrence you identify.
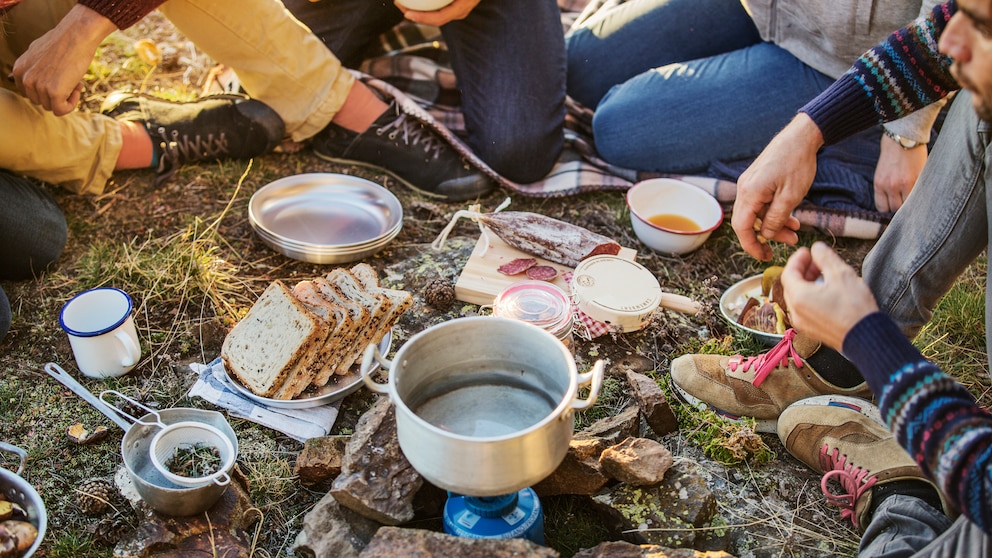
[361,316,603,496]
[0,442,47,558]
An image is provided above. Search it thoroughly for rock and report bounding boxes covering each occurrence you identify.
[574,405,640,445]
[358,526,559,557]
[625,370,679,436]
[294,435,349,488]
[330,397,423,525]
[599,437,674,486]
[113,477,256,558]
[293,491,381,558]
[533,438,610,497]
[591,461,717,549]
[574,540,735,557]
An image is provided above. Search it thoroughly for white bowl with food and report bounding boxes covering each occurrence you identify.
[626,178,724,255]
[719,273,789,346]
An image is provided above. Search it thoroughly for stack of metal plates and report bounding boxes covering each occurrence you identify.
[249,173,403,264]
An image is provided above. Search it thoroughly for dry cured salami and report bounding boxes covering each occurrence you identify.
[525,265,559,281]
[497,258,537,276]
[476,211,620,268]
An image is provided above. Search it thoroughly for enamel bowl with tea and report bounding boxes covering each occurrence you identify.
[626,178,724,255]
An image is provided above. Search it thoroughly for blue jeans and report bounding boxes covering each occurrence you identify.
[0,170,68,341]
[860,495,990,557]
[565,0,880,175]
[282,0,567,183]
[862,90,991,374]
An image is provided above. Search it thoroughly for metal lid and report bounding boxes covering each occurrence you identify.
[571,256,662,332]
[492,281,571,333]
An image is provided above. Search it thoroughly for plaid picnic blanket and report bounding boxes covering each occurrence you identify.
[352,0,889,241]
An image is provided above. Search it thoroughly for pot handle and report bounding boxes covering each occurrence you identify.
[361,343,392,394]
[0,442,27,475]
[571,360,605,411]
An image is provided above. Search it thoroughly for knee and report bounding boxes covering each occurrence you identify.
[0,172,68,279]
[476,132,562,184]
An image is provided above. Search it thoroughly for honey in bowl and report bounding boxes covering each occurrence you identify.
[646,213,701,232]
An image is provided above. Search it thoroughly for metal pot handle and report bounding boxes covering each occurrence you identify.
[360,343,392,394]
[571,359,605,411]
[0,442,27,475]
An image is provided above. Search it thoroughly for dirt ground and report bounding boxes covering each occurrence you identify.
[0,12,904,558]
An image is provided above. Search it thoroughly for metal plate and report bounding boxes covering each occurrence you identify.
[719,275,784,347]
[249,174,402,249]
[222,331,392,409]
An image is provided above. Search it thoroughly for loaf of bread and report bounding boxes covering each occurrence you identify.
[221,281,330,398]
[221,266,411,399]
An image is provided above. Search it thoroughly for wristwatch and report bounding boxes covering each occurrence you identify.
[883,128,923,149]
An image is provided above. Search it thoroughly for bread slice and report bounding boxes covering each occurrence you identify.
[275,281,346,399]
[221,281,329,398]
[351,263,413,346]
[310,276,369,386]
[325,268,391,375]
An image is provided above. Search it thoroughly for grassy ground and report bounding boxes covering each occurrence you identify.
[1,13,988,558]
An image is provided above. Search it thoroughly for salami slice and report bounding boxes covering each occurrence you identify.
[498,257,537,276]
[477,211,621,268]
[525,265,559,281]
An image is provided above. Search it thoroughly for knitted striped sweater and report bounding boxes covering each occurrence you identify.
[844,312,992,535]
[801,1,961,144]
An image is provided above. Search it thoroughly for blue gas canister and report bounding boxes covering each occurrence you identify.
[442,488,545,544]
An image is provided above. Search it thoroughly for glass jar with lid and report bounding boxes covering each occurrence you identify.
[492,281,574,349]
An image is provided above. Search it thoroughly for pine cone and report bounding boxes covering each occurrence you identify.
[77,477,116,516]
[423,277,455,309]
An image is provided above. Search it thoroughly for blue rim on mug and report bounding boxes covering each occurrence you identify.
[59,287,133,337]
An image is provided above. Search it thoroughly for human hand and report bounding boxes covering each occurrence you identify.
[780,242,879,351]
[732,114,822,261]
[872,134,927,212]
[11,4,115,116]
[396,0,480,26]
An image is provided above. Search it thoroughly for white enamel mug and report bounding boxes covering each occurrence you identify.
[59,288,141,378]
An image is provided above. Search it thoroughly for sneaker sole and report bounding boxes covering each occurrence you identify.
[783,394,884,426]
[669,376,778,434]
[313,152,490,202]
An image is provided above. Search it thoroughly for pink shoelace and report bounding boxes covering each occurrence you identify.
[818,444,878,529]
[726,328,803,387]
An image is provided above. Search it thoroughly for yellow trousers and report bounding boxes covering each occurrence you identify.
[0,0,352,194]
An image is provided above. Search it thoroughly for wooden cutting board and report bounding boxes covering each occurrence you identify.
[454,234,637,306]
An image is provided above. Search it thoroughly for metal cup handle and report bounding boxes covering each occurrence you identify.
[571,359,605,411]
[361,343,392,394]
[0,442,27,476]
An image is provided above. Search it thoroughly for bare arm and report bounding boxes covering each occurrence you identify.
[731,114,822,261]
[11,4,117,116]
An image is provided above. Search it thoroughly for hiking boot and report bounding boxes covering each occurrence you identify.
[312,100,493,202]
[778,395,947,531]
[101,91,285,185]
[669,329,873,432]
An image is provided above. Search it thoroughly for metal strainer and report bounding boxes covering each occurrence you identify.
[100,390,235,487]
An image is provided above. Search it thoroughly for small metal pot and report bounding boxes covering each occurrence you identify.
[361,316,603,496]
[0,442,47,558]
[120,407,237,516]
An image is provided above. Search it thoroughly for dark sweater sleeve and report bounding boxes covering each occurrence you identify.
[800,1,960,144]
[843,311,992,535]
[77,0,166,30]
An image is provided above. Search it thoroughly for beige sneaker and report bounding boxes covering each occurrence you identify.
[670,329,873,432]
[778,395,945,531]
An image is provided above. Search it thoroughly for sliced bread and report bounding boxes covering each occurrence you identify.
[310,276,369,387]
[351,263,413,346]
[221,280,328,398]
[325,268,391,375]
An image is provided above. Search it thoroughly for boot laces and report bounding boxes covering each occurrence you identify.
[727,328,803,387]
[152,126,232,185]
[376,112,446,160]
[818,443,877,529]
